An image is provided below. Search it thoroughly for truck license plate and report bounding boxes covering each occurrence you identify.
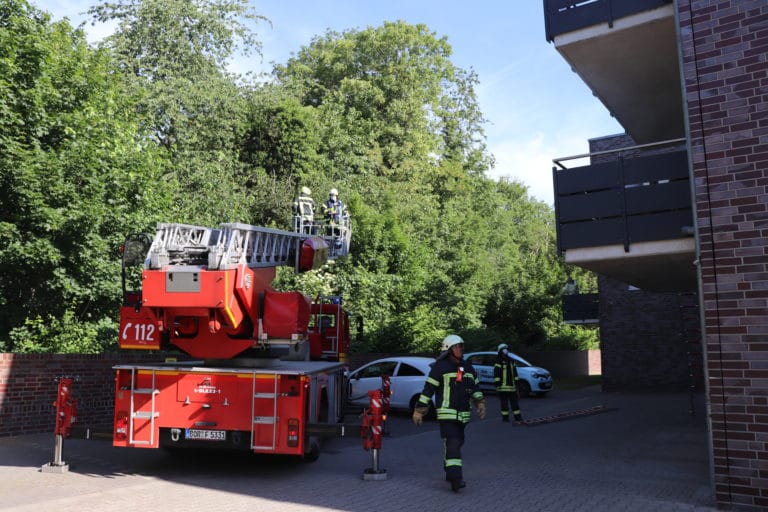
[185,429,226,441]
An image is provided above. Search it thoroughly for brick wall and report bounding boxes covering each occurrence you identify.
[678,1,768,509]
[598,275,700,390]
[0,352,184,437]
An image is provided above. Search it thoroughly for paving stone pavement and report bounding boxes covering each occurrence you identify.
[0,386,717,512]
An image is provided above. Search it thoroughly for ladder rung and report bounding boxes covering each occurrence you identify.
[254,393,277,398]
[252,445,277,450]
[133,388,156,395]
[254,417,276,424]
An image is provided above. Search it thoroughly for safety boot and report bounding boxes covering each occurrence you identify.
[450,479,466,493]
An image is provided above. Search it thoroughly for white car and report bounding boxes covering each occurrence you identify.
[464,351,553,397]
[346,356,436,416]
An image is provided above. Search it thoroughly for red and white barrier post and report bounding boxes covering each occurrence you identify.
[42,377,78,473]
[361,389,387,480]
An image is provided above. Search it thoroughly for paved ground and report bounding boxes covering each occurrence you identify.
[0,386,717,511]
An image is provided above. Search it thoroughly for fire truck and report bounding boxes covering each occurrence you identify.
[113,219,353,460]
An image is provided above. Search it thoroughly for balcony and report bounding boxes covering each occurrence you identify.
[543,0,682,144]
[553,143,696,292]
[563,293,600,325]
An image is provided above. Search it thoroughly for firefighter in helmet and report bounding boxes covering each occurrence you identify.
[321,187,347,243]
[293,186,315,234]
[322,188,345,223]
[412,334,486,492]
[495,343,523,423]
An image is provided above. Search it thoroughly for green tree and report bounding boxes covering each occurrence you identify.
[88,0,267,225]
[0,0,171,352]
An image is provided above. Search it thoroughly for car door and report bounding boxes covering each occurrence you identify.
[348,360,398,406]
[467,354,496,390]
[391,361,428,409]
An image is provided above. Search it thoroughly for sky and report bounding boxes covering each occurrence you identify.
[33,1,623,205]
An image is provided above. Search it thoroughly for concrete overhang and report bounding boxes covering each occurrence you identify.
[551,3,683,144]
[564,238,696,292]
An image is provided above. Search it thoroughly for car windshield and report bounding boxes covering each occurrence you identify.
[512,354,532,367]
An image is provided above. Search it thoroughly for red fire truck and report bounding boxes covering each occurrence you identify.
[113,221,352,460]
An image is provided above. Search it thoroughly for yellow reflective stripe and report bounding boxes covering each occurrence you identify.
[426,376,439,386]
[418,394,431,405]
[472,392,483,400]
[445,458,462,467]
[443,373,454,406]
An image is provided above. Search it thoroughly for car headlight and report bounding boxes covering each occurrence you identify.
[532,372,550,379]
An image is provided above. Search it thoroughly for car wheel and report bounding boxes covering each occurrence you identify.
[517,380,531,398]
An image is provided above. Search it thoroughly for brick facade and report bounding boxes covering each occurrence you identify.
[0,352,186,437]
[597,274,700,391]
[677,1,768,509]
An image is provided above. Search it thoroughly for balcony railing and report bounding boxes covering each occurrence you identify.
[553,141,692,253]
[544,0,673,42]
[562,293,599,324]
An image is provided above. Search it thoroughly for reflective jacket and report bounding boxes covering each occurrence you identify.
[417,355,483,423]
[293,193,315,220]
[493,353,518,392]
[322,198,345,222]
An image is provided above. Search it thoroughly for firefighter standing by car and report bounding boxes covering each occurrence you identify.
[412,334,486,493]
[495,343,523,423]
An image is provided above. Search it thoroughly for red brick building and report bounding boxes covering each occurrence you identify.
[546,0,768,509]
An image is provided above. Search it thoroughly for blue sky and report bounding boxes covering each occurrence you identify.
[34,1,623,205]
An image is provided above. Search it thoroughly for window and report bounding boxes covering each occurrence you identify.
[396,363,425,377]
[357,361,397,379]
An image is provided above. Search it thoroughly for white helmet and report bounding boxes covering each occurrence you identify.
[441,334,464,351]
[301,186,311,195]
[330,188,338,196]
[497,343,508,352]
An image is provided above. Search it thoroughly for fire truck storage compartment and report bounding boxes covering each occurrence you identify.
[262,290,311,338]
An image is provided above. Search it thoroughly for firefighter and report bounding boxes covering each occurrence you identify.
[412,334,486,493]
[321,188,347,244]
[495,343,523,423]
[293,186,316,234]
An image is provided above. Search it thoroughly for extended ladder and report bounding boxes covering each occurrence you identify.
[146,221,349,270]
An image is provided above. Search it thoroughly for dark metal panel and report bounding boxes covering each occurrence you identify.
[559,217,624,250]
[545,0,673,41]
[556,161,620,195]
[558,189,623,222]
[562,293,600,323]
[622,150,689,184]
[544,0,608,42]
[625,181,692,215]
[627,210,694,243]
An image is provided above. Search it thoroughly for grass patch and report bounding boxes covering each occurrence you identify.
[555,375,602,390]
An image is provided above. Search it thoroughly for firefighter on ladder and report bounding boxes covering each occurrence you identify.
[321,188,347,246]
[495,343,523,423]
[293,186,316,234]
[412,334,485,493]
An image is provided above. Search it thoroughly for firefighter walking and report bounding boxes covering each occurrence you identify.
[412,334,485,492]
[495,343,523,423]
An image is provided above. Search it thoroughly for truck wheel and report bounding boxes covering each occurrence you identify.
[303,438,321,463]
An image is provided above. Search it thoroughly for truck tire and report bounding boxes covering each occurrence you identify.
[303,438,321,463]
